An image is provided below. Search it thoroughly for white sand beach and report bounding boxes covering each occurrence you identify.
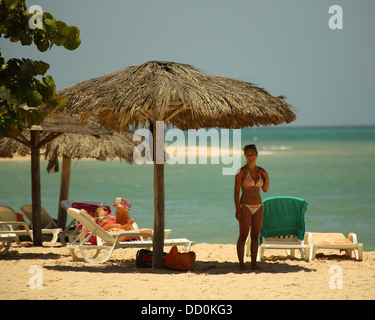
[1,242,374,300]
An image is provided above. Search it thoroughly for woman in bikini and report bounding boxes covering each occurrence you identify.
[234,144,269,270]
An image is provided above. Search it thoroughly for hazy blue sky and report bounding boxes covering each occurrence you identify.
[2,0,375,126]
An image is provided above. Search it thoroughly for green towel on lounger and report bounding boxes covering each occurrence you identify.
[260,196,308,244]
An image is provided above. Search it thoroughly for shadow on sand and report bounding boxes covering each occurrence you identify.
[41,257,316,275]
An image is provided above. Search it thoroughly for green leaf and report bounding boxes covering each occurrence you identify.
[9,35,20,42]
[27,108,44,126]
[33,60,50,75]
[20,35,33,45]
[25,90,43,107]
[45,98,58,108]
[43,12,54,20]
[36,38,49,52]
[57,96,67,107]
[44,18,57,33]
[42,75,55,88]
[68,26,80,41]
[56,20,70,36]
[64,39,81,50]
[4,0,24,10]
[53,35,66,46]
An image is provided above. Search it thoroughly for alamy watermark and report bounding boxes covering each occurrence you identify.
[133,121,242,175]
[28,265,43,289]
[328,5,343,30]
[329,265,343,289]
[28,5,43,30]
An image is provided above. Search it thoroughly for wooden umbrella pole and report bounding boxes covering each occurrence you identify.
[57,155,71,229]
[152,120,165,268]
[30,130,43,246]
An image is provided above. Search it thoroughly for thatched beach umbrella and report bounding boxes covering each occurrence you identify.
[0,116,140,243]
[53,61,297,267]
[44,129,141,229]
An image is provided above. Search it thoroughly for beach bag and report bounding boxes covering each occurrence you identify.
[164,246,196,271]
[136,249,154,268]
[136,249,167,268]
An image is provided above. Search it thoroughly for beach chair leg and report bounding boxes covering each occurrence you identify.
[59,233,66,246]
[80,246,114,263]
[48,231,60,245]
[357,246,363,261]
[257,246,264,262]
[184,242,193,252]
[287,249,295,258]
[352,249,358,260]
[0,240,12,255]
[68,247,85,261]
[245,236,251,257]
[345,249,353,258]
[352,246,363,261]
[298,248,305,260]
[304,247,309,261]
[310,246,317,260]
[304,245,311,261]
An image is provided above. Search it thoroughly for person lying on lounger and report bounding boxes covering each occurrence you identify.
[80,203,153,241]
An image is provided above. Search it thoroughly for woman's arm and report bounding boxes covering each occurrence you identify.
[80,209,96,221]
[258,167,270,193]
[234,170,242,220]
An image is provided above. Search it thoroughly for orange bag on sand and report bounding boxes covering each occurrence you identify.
[164,246,196,271]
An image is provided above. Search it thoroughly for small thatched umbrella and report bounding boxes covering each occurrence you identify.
[0,116,140,243]
[53,61,297,267]
[44,129,141,229]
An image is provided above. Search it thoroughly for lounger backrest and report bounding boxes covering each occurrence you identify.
[0,206,17,222]
[40,207,59,227]
[67,208,115,245]
[20,205,58,228]
[0,206,22,231]
[260,196,308,242]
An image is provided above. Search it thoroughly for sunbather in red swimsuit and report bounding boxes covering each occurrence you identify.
[81,204,152,241]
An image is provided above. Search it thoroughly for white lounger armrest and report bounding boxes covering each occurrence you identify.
[0,221,30,231]
[108,230,153,241]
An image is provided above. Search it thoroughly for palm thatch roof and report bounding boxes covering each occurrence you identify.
[47,131,142,162]
[54,61,296,131]
[0,114,141,162]
[0,130,140,163]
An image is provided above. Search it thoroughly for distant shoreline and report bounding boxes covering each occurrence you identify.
[0,155,31,161]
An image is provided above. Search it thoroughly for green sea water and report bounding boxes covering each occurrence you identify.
[1,126,374,250]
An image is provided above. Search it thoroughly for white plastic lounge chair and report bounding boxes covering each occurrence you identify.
[21,204,75,245]
[0,206,62,245]
[59,200,164,244]
[20,205,59,229]
[247,197,310,261]
[0,233,17,255]
[67,208,194,263]
[304,232,363,261]
[59,200,107,244]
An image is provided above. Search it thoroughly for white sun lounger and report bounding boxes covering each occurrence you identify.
[304,232,363,261]
[0,206,62,245]
[59,200,171,244]
[0,233,17,255]
[0,221,62,245]
[66,208,194,263]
